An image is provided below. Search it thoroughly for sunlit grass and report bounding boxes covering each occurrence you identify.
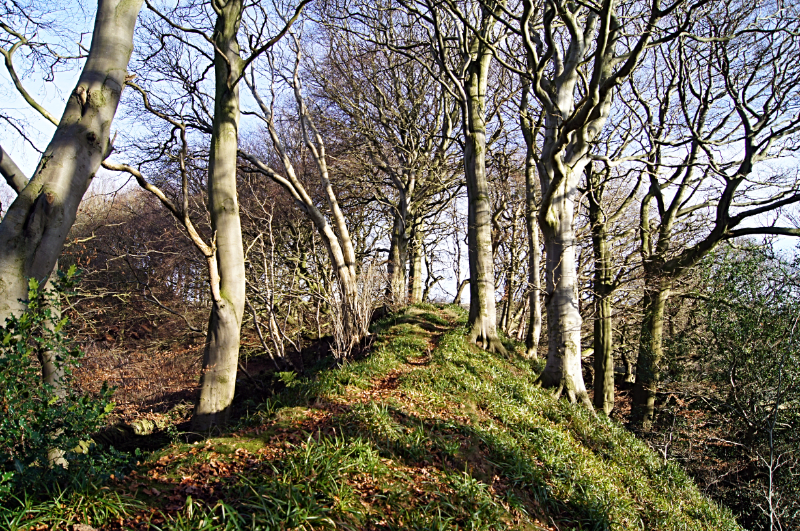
[2,304,742,530]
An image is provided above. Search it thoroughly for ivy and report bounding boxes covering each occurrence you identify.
[0,267,114,495]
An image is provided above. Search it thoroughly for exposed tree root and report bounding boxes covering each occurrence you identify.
[523,345,538,359]
[468,322,507,355]
[534,373,595,412]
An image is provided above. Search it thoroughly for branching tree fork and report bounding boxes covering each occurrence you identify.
[484,0,698,405]
[630,3,800,426]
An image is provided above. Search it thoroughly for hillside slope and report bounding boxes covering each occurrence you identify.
[7,305,742,530]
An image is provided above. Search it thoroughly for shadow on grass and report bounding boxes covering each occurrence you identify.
[324,402,614,530]
[124,393,611,530]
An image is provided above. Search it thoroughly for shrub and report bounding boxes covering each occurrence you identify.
[0,267,114,495]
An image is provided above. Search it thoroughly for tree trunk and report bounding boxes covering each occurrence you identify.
[619,320,635,383]
[387,209,408,305]
[523,133,542,358]
[592,277,614,415]
[192,0,246,431]
[525,219,543,358]
[0,144,65,395]
[499,274,511,333]
[39,267,66,397]
[0,0,143,323]
[464,43,504,354]
[453,278,469,305]
[537,170,591,406]
[513,296,528,341]
[632,274,671,429]
[408,223,423,303]
[588,169,615,415]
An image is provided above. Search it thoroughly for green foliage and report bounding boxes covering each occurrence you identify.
[0,303,742,529]
[662,244,800,529]
[0,267,114,494]
[0,481,144,531]
[693,245,800,529]
[276,370,301,388]
[129,305,740,530]
[700,247,799,418]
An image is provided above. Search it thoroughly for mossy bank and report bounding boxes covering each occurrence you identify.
[2,304,742,530]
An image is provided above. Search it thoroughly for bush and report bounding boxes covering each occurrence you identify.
[0,267,114,495]
[664,244,800,530]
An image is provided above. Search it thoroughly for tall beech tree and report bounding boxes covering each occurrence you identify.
[488,0,695,405]
[572,98,646,414]
[384,0,509,352]
[0,0,143,320]
[333,0,517,350]
[106,0,309,430]
[0,0,144,398]
[585,159,641,415]
[518,83,543,358]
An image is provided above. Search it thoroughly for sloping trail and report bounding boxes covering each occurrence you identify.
[106,305,546,530]
[95,304,740,531]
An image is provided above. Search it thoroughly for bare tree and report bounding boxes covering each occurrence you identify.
[630,1,800,427]
[518,83,543,357]
[239,33,373,356]
[392,0,509,351]
[572,101,647,416]
[0,0,143,319]
[105,0,309,430]
[308,18,460,306]
[487,0,697,405]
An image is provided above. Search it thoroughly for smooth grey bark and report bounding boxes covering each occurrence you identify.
[510,0,669,407]
[408,222,423,303]
[464,13,505,354]
[524,203,542,358]
[371,1,504,349]
[105,1,308,429]
[0,145,64,394]
[519,85,542,359]
[192,0,247,431]
[589,177,614,415]
[0,0,143,323]
[537,164,589,404]
[0,145,28,196]
[387,209,409,305]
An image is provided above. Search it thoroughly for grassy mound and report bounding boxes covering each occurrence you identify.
[3,305,742,530]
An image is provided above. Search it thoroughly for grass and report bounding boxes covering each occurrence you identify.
[2,305,743,530]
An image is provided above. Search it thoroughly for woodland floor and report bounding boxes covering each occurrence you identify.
[7,304,744,530]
